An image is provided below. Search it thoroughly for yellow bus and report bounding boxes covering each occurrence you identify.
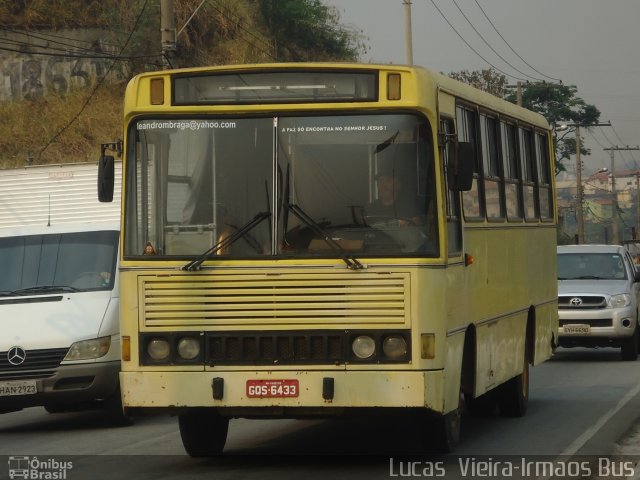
[98,63,558,454]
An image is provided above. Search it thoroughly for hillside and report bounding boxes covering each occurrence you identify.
[0,0,367,167]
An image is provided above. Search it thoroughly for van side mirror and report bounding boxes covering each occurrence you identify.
[98,155,115,203]
[449,141,474,191]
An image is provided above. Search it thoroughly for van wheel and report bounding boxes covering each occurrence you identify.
[179,409,229,456]
[104,387,134,427]
[498,359,529,417]
[621,328,639,361]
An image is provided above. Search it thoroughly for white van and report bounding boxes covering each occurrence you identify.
[0,222,129,425]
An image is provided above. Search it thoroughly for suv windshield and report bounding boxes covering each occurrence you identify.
[558,253,628,280]
[0,230,119,294]
[125,114,438,259]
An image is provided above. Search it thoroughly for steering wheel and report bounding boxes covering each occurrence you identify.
[363,215,416,228]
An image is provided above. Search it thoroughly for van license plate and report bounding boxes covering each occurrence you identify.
[563,325,590,334]
[0,380,37,396]
[246,379,299,398]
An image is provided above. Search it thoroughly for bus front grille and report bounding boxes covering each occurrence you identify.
[141,271,409,327]
[206,331,344,365]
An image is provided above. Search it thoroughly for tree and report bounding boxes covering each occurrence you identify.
[448,68,602,173]
[260,0,367,61]
[504,83,601,172]
[447,68,508,97]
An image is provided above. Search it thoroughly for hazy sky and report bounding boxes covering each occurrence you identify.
[327,0,640,175]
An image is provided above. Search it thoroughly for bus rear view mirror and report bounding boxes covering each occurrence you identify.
[450,142,474,191]
[98,155,115,203]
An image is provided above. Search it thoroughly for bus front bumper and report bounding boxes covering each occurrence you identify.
[120,370,443,412]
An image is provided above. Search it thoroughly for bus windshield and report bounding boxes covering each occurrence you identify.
[125,113,438,259]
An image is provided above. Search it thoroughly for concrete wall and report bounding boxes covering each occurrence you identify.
[0,29,129,102]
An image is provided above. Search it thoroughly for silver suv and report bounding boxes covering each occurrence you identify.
[557,244,640,361]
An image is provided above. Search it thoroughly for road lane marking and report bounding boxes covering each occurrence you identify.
[561,381,640,456]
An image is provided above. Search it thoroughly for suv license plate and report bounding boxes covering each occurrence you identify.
[246,379,299,398]
[0,380,37,397]
[564,325,591,334]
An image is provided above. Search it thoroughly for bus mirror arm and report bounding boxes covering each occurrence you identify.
[449,141,474,192]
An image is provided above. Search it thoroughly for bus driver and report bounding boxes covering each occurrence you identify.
[366,165,424,227]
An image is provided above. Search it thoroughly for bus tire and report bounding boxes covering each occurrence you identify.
[621,327,638,361]
[104,387,134,427]
[464,391,496,417]
[432,407,461,453]
[498,359,529,417]
[179,409,229,457]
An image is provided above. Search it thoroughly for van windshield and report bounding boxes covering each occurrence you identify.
[0,230,119,294]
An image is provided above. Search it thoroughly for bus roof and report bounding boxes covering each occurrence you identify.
[126,62,550,130]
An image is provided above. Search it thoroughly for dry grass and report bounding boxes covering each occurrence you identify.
[0,83,126,168]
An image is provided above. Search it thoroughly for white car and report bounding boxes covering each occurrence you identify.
[557,244,640,360]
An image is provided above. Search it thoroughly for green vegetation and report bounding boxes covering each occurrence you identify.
[0,0,367,167]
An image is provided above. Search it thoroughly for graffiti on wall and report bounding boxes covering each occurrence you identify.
[1,53,127,102]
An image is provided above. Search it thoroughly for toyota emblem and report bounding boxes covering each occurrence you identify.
[569,297,583,306]
[7,346,26,366]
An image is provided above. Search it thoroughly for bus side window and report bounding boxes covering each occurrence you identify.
[456,105,483,220]
[440,117,462,256]
[500,120,523,221]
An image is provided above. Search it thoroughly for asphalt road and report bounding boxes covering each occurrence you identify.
[2,347,640,480]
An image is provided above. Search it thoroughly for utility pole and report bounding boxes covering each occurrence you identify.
[559,122,612,244]
[603,145,640,244]
[403,0,413,65]
[161,0,176,69]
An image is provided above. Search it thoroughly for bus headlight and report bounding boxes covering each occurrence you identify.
[352,335,376,359]
[382,335,408,359]
[147,338,171,361]
[177,337,200,360]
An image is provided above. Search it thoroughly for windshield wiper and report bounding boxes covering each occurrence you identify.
[182,211,271,271]
[10,285,79,295]
[288,203,363,270]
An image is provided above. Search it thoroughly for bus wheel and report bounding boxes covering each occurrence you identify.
[464,391,496,417]
[429,397,461,453]
[498,360,529,417]
[104,387,134,427]
[179,409,229,457]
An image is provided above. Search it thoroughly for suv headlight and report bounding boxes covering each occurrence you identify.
[64,336,111,361]
[609,294,631,308]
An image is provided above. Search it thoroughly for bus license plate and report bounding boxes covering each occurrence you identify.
[246,379,299,398]
[0,380,37,397]
[564,325,590,334]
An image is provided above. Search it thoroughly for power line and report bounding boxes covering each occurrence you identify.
[472,0,562,83]
[427,0,530,82]
[451,0,543,82]
[37,0,151,160]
